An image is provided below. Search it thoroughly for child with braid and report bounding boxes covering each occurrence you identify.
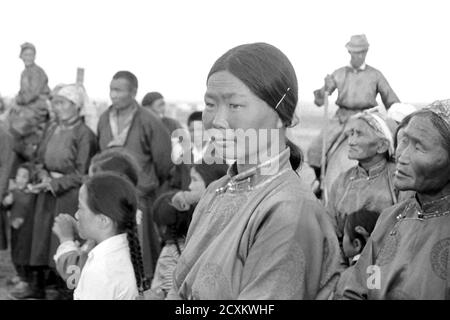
[54,172,146,299]
[52,148,149,295]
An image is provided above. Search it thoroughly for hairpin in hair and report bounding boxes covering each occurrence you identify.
[275,87,291,110]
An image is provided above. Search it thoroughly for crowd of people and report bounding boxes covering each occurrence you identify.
[0,35,449,300]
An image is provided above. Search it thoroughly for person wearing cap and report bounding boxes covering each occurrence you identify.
[326,108,399,243]
[308,34,400,198]
[15,42,51,126]
[339,100,450,300]
[12,84,98,300]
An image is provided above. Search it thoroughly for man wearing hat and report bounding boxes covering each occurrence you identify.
[308,34,400,198]
[15,42,51,126]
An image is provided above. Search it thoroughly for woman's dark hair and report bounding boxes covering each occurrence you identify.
[395,109,450,156]
[345,209,380,250]
[187,111,203,127]
[152,191,193,255]
[84,172,149,294]
[17,162,35,183]
[192,162,228,187]
[207,42,302,170]
[142,91,163,107]
[90,148,140,186]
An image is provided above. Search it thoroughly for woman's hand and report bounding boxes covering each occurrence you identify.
[11,217,24,229]
[53,213,77,243]
[28,181,52,193]
[2,193,14,207]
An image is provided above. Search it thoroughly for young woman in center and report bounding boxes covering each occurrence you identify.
[167,42,341,300]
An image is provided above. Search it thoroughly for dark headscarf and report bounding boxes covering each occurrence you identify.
[141,91,163,107]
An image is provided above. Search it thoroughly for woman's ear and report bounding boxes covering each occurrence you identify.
[352,238,363,253]
[98,214,113,230]
[276,118,284,129]
[376,138,389,155]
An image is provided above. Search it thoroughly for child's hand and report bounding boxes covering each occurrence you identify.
[171,192,190,211]
[2,193,14,207]
[11,217,24,229]
[53,213,77,243]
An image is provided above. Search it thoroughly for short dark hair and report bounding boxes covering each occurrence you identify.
[90,148,140,186]
[142,92,163,107]
[187,111,203,127]
[112,71,138,92]
[344,209,380,249]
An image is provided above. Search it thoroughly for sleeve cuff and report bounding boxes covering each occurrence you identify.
[54,240,80,263]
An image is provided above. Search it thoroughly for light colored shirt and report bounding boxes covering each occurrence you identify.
[150,240,186,298]
[314,64,399,110]
[72,233,138,300]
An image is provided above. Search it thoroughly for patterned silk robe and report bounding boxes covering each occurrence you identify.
[167,148,342,300]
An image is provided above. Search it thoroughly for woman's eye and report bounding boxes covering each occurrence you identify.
[229,104,242,109]
[205,102,215,109]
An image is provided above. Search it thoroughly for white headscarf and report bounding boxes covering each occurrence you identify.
[352,107,396,157]
[387,103,417,123]
[52,83,90,116]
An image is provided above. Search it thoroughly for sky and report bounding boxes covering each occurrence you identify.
[0,0,449,105]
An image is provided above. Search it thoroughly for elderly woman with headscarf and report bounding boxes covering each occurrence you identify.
[327,108,399,243]
[338,100,450,299]
[11,84,98,300]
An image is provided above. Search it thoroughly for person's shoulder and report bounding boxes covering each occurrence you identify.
[378,196,412,224]
[77,120,97,139]
[332,165,357,188]
[365,65,384,76]
[98,106,113,122]
[31,63,47,75]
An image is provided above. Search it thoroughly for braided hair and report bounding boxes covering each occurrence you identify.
[84,172,149,295]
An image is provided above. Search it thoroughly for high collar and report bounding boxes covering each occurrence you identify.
[347,63,367,72]
[57,115,82,130]
[413,192,450,217]
[221,148,291,193]
[354,158,387,178]
[88,233,128,260]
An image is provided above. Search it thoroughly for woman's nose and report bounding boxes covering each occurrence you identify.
[212,106,229,129]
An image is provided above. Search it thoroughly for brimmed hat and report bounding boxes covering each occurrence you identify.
[20,42,36,55]
[345,34,369,52]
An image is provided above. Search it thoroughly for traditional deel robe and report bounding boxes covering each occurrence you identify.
[0,123,15,250]
[167,148,342,300]
[16,63,50,123]
[327,158,397,239]
[30,119,97,266]
[10,189,37,267]
[308,64,400,169]
[338,193,450,299]
[97,103,173,279]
